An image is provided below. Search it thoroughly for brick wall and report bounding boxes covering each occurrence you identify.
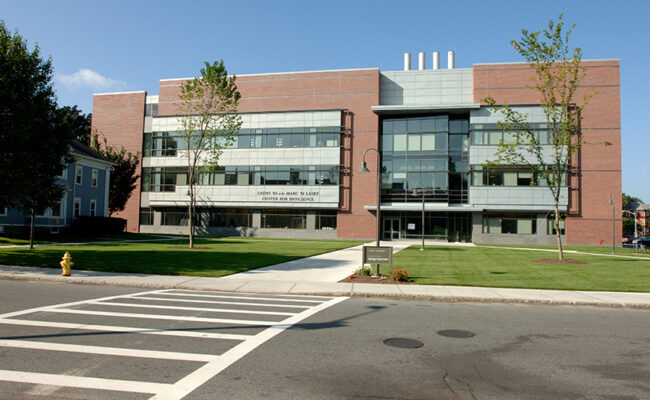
[91,91,146,232]
[157,69,381,239]
[473,60,622,245]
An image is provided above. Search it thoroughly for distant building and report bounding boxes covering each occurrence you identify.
[91,52,621,245]
[0,140,114,234]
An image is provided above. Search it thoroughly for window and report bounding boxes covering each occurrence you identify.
[74,198,81,218]
[482,213,537,234]
[75,166,83,185]
[316,211,337,230]
[51,199,62,218]
[0,205,6,216]
[547,215,566,235]
[261,210,306,229]
[89,200,96,217]
[208,209,252,227]
[140,208,154,225]
[91,169,98,187]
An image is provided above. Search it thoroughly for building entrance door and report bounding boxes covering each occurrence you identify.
[383,218,401,240]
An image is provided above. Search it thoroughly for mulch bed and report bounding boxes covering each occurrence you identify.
[169,246,211,250]
[338,275,415,284]
[534,258,588,264]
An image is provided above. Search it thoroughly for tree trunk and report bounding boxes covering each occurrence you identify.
[188,181,194,249]
[29,210,35,250]
[554,201,564,261]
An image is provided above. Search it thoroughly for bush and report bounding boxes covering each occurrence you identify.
[389,266,409,281]
[354,265,372,276]
[72,216,126,235]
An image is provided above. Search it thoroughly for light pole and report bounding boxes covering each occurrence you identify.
[608,194,616,254]
[411,183,425,251]
[623,210,638,238]
[357,147,382,276]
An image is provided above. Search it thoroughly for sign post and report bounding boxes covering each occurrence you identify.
[362,246,393,275]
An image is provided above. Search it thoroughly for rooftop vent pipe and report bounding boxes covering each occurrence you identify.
[404,53,411,71]
[418,52,425,70]
[448,51,455,69]
[433,51,440,70]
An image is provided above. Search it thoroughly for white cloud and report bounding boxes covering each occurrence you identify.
[57,69,126,91]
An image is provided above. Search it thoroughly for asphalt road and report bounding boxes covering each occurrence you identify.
[0,280,648,400]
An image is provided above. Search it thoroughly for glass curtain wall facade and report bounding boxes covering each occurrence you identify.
[380,114,471,241]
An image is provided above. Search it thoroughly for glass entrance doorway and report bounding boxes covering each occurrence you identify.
[383,218,401,240]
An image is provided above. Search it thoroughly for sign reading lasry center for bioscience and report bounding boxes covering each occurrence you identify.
[257,190,319,202]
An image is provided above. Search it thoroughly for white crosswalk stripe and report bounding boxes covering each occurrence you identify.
[0,289,348,399]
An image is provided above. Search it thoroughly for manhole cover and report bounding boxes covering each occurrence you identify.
[437,329,475,338]
[382,337,423,349]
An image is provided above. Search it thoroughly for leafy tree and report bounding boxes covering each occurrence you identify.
[60,105,92,145]
[178,60,242,248]
[482,15,594,261]
[622,192,643,209]
[0,21,74,248]
[90,132,140,216]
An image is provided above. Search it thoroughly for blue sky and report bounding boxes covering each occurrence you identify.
[3,0,649,201]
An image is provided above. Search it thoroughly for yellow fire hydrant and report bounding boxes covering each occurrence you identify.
[60,252,73,276]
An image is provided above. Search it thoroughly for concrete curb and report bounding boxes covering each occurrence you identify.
[1,266,648,310]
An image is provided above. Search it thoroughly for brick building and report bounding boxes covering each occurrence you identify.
[91,52,621,245]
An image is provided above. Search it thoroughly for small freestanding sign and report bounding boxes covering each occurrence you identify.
[362,246,393,267]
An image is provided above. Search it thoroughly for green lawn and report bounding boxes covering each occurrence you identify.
[0,232,175,246]
[0,237,366,277]
[385,245,650,292]
[476,243,650,258]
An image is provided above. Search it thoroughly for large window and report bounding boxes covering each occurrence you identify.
[472,166,566,187]
[470,123,551,146]
[208,209,252,228]
[262,209,306,229]
[316,211,337,230]
[159,208,200,226]
[142,165,339,192]
[381,115,469,204]
[75,166,83,185]
[143,127,341,157]
[482,213,537,234]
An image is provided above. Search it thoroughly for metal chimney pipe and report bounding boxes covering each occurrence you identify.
[433,51,440,70]
[404,53,411,71]
[448,51,455,69]
[418,52,425,70]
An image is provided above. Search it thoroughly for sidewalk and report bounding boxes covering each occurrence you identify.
[1,240,649,309]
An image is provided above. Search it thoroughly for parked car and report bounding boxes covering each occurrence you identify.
[622,235,634,244]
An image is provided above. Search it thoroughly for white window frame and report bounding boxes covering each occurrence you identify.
[75,166,83,185]
[0,207,7,216]
[89,199,96,217]
[91,169,98,187]
[74,198,81,218]
[51,198,63,218]
[58,167,67,179]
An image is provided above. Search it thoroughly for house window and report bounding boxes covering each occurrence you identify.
[0,205,6,216]
[51,199,62,218]
[58,167,66,179]
[91,169,98,187]
[90,200,96,217]
[74,198,81,218]
[75,166,83,185]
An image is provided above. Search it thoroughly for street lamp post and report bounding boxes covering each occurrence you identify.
[357,148,382,276]
[411,183,425,251]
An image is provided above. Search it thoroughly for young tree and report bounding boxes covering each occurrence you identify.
[482,15,594,260]
[0,21,74,248]
[90,132,140,216]
[178,61,242,248]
